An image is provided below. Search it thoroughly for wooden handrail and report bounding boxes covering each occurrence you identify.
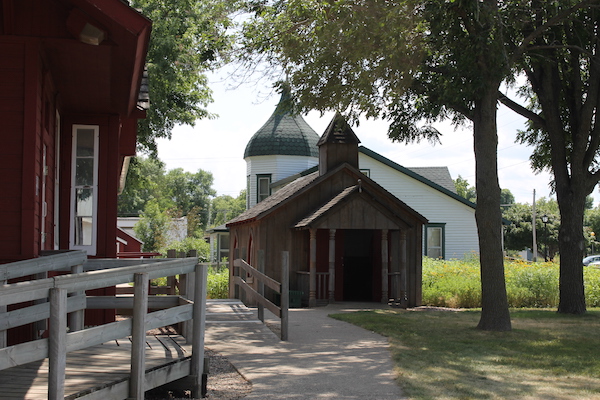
[234,258,281,292]
[0,250,87,281]
[232,252,289,340]
[0,252,209,398]
[0,257,198,307]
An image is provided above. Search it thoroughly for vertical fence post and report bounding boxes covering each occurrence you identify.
[69,264,85,332]
[257,250,265,323]
[281,251,289,341]
[48,287,67,400]
[191,263,208,398]
[129,272,149,400]
[230,248,239,299]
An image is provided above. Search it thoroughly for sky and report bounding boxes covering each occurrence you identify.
[155,69,584,207]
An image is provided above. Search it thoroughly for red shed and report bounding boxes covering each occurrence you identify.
[0,0,151,262]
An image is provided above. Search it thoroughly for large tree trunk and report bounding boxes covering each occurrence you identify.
[532,53,590,315]
[555,187,587,314]
[473,89,512,331]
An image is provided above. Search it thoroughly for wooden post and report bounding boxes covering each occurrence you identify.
[129,272,149,400]
[230,248,240,299]
[381,230,389,303]
[34,272,48,339]
[309,229,317,307]
[257,250,265,322]
[400,231,408,307]
[191,263,208,399]
[328,229,336,303]
[69,264,85,332]
[281,251,289,341]
[179,266,195,343]
[48,287,67,400]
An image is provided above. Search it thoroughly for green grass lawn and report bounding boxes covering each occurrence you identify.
[331,308,600,400]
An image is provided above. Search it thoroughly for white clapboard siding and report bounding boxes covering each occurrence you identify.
[359,153,479,259]
[246,155,318,209]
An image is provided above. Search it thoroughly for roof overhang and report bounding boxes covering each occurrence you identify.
[44,0,151,116]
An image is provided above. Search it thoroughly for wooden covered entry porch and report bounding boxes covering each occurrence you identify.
[297,227,417,307]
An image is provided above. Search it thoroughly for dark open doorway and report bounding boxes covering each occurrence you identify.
[343,229,374,301]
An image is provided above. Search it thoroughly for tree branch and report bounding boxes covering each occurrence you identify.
[497,92,546,130]
[512,0,600,63]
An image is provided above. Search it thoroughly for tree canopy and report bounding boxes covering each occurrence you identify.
[130,0,238,154]
[118,156,216,232]
[209,191,247,228]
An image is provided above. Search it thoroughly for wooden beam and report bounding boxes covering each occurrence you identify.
[381,230,389,303]
[328,229,336,303]
[0,258,198,307]
[190,263,208,399]
[309,229,317,307]
[86,295,182,310]
[48,288,67,400]
[130,272,149,399]
[0,294,85,331]
[69,264,85,332]
[234,259,281,292]
[280,252,289,341]
[0,251,87,281]
[233,276,281,317]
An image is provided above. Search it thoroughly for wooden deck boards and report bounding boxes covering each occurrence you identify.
[0,335,192,399]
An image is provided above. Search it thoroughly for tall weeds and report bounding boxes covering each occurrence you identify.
[422,257,600,308]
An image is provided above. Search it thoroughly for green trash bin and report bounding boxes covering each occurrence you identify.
[275,290,304,308]
[289,290,303,308]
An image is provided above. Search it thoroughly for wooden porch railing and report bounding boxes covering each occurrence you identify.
[0,251,207,400]
[232,251,289,340]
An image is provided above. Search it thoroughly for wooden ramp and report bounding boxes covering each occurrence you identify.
[0,335,192,400]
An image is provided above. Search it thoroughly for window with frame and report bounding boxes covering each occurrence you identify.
[257,174,271,203]
[426,224,445,259]
[70,125,99,255]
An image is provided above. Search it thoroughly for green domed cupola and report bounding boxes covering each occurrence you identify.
[244,90,320,158]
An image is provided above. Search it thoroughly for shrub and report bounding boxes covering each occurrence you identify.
[207,267,229,299]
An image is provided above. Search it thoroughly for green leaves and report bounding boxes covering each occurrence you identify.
[118,156,215,232]
[131,0,239,154]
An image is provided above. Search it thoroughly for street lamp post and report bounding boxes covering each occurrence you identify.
[592,232,596,254]
[541,214,549,261]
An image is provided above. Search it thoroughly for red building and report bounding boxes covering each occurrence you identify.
[0,0,151,263]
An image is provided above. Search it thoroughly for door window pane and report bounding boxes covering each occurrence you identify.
[71,125,98,253]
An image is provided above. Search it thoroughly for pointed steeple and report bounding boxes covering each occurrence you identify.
[318,112,361,175]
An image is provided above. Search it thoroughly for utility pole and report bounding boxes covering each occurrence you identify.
[532,190,538,262]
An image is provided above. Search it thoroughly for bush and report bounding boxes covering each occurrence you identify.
[422,257,600,308]
[161,236,210,262]
[207,267,229,299]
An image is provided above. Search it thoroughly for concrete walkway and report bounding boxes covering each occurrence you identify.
[204,299,405,399]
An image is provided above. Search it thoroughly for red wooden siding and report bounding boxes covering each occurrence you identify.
[0,41,25,258]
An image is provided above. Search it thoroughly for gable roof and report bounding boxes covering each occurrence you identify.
[227,162,427,228]
[408,167,457,194]
[358,146,476,210]
[227,172,319,226]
